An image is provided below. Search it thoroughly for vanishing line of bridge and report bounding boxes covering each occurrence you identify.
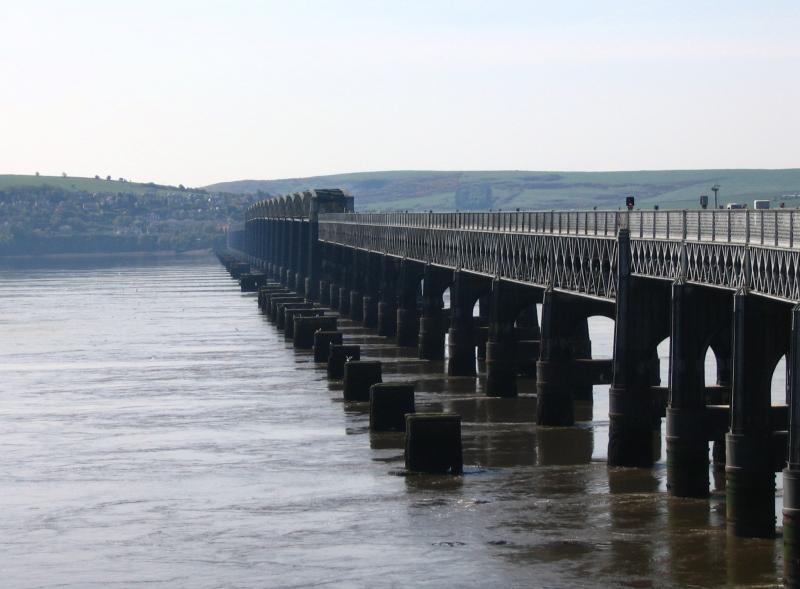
[227,189,800,580]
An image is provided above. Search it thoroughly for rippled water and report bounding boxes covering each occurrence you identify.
[0,254,785,587]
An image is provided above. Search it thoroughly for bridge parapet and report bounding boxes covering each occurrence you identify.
[319,211,619,299]
[320,208,800,245]
[319,209,800,302]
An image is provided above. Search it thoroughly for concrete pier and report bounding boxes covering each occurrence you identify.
[343,361,382,402]
[608,230,669,468]
[293,316,338,349]
[285,308,325,339]
[785,306,800,584]
[405,414,463,475]
[276,302,314,330]
[377,255,397,337]
[313,330,343,363]
[447,271,488,377]
[418,265,451,361]
[369,383,415,431]
[726,292,790,538]
[328,344,361,380]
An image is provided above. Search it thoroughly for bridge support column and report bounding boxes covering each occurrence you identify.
[327,245,342,311]
[285,219,298,290]
[486,279,523,398]
[784,305,800,584]
[362,253,380,329]
[418,265,451,361]
[336,247,351,316]
[349,250,363,322]
[707,329,733,489]
[608,229,669,467]
[396,260,422,347]
[476,295,490,361]
[447,271,483,376]
[304,199,321,302]
[377,255,397,337]
[726,291,789,538]
[536,290,593,426]
[319,279,330,306]
[294,217,310,298]
[514,305,541,378]
[666,280,712,498]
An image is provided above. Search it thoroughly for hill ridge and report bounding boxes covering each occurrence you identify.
[203,168,800,211]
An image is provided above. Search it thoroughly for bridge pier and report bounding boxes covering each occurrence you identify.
[447,271,490,377]
[726,291,790,538]
[348,249,364,322]
[304,195,321,301]
[514,304,540,377]
[284,218,297,289]
[536,289,605,426]
[377,255,397,337]
[486,279,539,398]
[362,252,380,328]
[337,247,351,316]
[396,259,423,347]
[418,264,452,361]
[784,305,800,584]
[666,280,731,498]
[294,217,308,297]
[327,245,342,312]
[608,229,670,467]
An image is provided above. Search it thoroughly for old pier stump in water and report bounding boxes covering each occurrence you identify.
[313,330,343,363]
[258,285,290,312]
[239,272,267,292]
[293,316,338,349]
[276,302,314,329]
[405,413,463,475]
[343,361,382,402]
[285,308,325,339]
[328,344,361,380]
[370,383,415,432]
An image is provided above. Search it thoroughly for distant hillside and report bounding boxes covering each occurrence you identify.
[0,175,254,256]
[0,174,197,196]
[206,169,800,211]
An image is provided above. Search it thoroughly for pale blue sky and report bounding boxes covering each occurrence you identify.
[1,1,798,186]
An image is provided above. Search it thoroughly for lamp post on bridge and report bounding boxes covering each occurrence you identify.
[712,184,721,209]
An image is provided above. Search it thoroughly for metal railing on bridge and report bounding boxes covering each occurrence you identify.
[319,209,800,249]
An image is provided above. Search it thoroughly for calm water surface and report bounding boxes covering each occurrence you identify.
[0,254,785,587]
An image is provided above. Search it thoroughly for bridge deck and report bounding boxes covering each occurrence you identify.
[317,210,800,302]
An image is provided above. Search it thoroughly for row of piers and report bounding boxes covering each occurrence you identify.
[224,192,800,585]
[218,251,464,476]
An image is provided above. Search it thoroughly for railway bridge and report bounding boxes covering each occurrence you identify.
[228,188,800,568]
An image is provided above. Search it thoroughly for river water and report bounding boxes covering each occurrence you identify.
[0,254,786,588]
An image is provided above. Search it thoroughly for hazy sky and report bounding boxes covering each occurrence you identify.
[1,1,799,186]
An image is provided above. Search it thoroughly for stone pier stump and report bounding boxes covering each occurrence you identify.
[313,330,343,363]
[404,414,463,475]
[328,344,361,380]
[343,361,382,402]
[370,383,415,431]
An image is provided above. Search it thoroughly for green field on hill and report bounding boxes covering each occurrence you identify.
[0,174,189,196]
[206,169,800,211]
